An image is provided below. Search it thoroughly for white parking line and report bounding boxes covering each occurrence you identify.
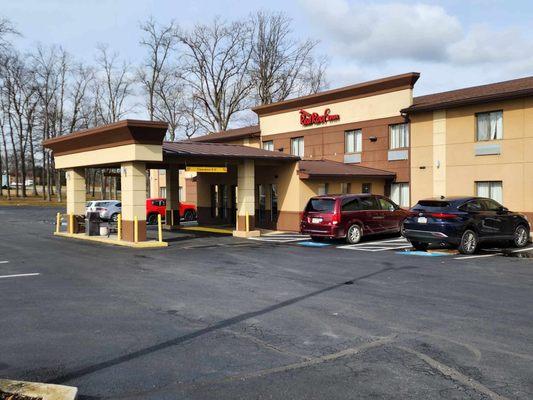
[510,246,533,253]
[338,238,412,252]
[0,260,9,264]
[0,273,40,279]
[454,254,502,260]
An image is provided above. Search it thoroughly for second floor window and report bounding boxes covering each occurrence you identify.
[345,129,362,153]
[291,137,304,157]
[389,123,409,149]
[476,111,502,141]
[263,140,274,151]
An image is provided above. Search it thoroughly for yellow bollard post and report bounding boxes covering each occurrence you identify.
[134,216,139,243]
[245,211,249,233]
[69,214,74,234]
[157,214,163,243]
[117,213,122,241]
[56,212,61,233]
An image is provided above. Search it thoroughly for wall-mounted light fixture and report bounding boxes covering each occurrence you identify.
[369,136,377,142]
[419,166,426,170]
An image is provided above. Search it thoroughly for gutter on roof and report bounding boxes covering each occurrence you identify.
[402,88,533,114]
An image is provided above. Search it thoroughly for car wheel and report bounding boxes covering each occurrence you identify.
[110,213,119,222]
[399,220,406,237]
[346,224,362,244]
[459,229,478,255]
[513,224,529,248]
[183,209,196,221]
[410,241,428,251]
[147,214,158,225]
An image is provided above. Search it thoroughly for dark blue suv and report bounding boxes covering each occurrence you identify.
[403,197,530,254]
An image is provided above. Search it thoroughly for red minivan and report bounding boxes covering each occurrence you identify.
[300,194,410,243]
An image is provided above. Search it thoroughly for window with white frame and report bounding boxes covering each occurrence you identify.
[476,181,503,204]
[317,183,329,195]
[263,140,274,151]
[390,182,409,207]
[389,123,409,149]
[345,129,362,153]
[291,137,304,157]
[476,111,503,141]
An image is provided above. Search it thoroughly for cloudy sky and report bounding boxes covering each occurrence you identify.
[4,0,533,98]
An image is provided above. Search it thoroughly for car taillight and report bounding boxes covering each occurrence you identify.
[332,212,340,225]
[429,212,457,219]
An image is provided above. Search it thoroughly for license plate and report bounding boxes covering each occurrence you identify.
[417,217,427,224]
[312,217,323,224]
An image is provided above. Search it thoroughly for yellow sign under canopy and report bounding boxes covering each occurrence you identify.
[186,166,227,173]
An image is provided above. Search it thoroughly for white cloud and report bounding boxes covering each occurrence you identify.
[301,0,462,62]
[300,0,533,69]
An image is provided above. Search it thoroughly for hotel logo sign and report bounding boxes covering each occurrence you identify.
[299,108,340,126]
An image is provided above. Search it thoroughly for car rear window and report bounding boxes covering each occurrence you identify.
[305,198,336,213]
[412,200,451,211]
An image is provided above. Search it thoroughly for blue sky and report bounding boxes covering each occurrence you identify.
[4,0,533,99]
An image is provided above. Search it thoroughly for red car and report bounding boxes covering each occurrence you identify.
[300,194,410,243]
[146,198,197,225]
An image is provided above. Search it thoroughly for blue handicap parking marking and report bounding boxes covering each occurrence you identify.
[298,241,331,247]
[396,250,449,257]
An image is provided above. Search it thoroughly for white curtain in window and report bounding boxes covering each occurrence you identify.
[390,183,400,205]
[356,130,362,152]
[490,182,503,203]
[476,182,490,198]
[477,114,490,141]
[390,124,409,149]
[400,183,410,207]
[346,132,355,153]
[292,138,303,156]
[490,112,503,140]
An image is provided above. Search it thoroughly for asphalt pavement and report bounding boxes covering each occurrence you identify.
[0,206,532,399]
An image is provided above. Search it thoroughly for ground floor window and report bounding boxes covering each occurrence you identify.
[391,182,409,207]
[317,183,329,195]
[340,182,351,194]
[362,183,371,194]
[160,187,167,198]
[476,181,503,203]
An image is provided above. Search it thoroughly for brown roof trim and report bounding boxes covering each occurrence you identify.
[297,159,396,180]
[189,125,261,143]
[402,75,533,113]
[252,72,420,116]
[43,119,168,156]
[162,141,299,162]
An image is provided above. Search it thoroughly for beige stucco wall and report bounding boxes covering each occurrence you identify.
[410,97,533,213]
[259,88,413,136]
[55,144,162,169]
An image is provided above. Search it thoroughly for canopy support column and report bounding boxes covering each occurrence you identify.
[121,161,147,242]
[165,167,180,230]
[66,168,86,233]
[233,159,260,237]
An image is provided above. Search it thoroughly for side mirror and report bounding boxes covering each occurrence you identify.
[499,206,509,213]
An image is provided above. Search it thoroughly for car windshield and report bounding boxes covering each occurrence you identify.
[306,198,336,213]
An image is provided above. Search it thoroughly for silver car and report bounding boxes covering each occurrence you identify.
[86,200,121,221]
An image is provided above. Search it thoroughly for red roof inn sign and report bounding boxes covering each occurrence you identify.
[299,108,340,126]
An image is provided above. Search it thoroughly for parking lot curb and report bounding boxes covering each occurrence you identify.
[0,379,77,400]
[54,232,168,248]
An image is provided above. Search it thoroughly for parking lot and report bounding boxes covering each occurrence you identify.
[1,206,533,399]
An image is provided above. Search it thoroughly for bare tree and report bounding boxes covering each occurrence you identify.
[94,44,133,124]
[250,11,317,105]
[139,17,179,121]
[180,18,254,132]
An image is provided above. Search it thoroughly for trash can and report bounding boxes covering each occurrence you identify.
[86,212,101,236]
[73,215,85,234]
